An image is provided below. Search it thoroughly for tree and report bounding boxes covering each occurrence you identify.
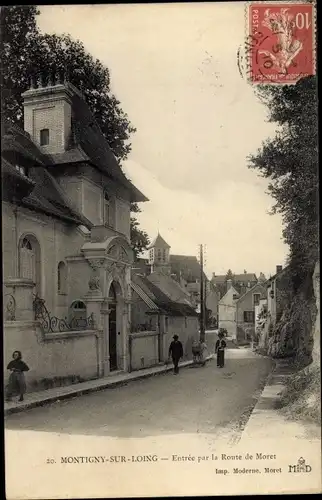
[1,6,149,255]
[225,269,234,281]
[249,76,319,423]
[130,203,150,260]
[1,6,136,163]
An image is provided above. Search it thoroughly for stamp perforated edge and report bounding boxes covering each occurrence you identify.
[244,0,317,86]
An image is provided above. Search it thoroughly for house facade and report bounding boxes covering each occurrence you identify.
[218,280,239,338]
[3,74,148,390]
[212,271,259,299]
[235,282,266,343]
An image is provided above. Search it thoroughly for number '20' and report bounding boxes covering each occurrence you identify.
[295,12,311,30]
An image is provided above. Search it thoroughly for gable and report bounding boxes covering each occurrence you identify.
[219,286,239,304]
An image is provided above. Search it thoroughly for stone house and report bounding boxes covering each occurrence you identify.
[212,271,258,299]
[235,282,266,343]
[218,280,240,338]
[2,74,148,390]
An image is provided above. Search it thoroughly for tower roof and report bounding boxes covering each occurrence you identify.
[147,233,170,249]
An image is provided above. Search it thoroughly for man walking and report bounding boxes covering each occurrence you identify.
[168,335,183,374]
[215,331,227,368]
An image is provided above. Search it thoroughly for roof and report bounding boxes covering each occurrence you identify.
[212,272,257,284]
[218,286,240,304]
[2,124,92,227]
[132,272,198,317]
[69,90,148,203]
[170,254,206,282]
[147,233,170,249]
[236,282,266,303]
[267,265,290,282]
[148,271,192,305]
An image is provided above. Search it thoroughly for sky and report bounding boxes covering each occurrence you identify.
[37,3,289,279]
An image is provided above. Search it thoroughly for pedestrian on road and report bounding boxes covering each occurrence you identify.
[215,333,226,368]
[168,335,183,375]
[6,350,30,402]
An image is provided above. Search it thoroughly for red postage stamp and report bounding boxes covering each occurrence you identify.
[247,2,315,84]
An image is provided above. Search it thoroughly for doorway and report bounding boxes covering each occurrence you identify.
[108,283,118,371]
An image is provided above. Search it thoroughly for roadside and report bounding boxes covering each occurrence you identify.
[4,355,214,416]
[240,358,321,443]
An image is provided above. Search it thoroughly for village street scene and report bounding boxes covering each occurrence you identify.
[2,4,320,498]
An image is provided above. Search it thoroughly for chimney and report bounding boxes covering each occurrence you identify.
[276,265,283,274]
[227,279,232,291]
[21,70,79,155]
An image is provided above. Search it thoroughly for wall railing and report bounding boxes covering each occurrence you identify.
[33,295,95,333]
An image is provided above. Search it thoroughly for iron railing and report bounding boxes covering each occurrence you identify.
[33,295,95,333]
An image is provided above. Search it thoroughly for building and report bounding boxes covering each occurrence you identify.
[235,282,266,343]
[169,254,220,325]
[2,73,148,390]
[218,280,240,338]
[130,272,199,370]
[212,270,258,299]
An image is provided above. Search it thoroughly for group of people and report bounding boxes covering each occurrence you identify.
[5,333,227,401]
[168,331,227,375]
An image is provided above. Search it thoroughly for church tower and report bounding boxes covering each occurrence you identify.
[148,233,171,274]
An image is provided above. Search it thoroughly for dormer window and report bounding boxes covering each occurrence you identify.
[104,191,110,225]
[40,128,49,146]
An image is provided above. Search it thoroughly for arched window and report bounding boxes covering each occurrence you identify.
[40,128,49,146]
[157,249,162,261]
[103,191,110,226]
[19,235,41,294]
[108,282,117,302]
[57,261,67,294]
[69,300,87,325]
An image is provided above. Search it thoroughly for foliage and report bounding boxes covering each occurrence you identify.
[130,203,150,259]
[1,6,150,255]
[250,76,318,363]
[249,77,318,283]
[1,6,136,163]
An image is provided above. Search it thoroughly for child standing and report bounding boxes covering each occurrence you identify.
[6,351,30,402]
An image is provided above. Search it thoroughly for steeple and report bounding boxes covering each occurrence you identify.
[148,233,171,274]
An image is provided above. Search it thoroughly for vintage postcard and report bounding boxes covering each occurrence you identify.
[2,2,320,498]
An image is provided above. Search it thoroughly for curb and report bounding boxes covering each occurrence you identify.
[5,355,214,416]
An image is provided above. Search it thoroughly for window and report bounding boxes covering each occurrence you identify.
[253,293,261,306]
[233,294,238,300]
[57,261,67,294]
[244,311,255,323]
[103,191,110,225]
[157,249,161,261]
[19,235,41,295]
[40,128,49,146]
[162,249,166,262]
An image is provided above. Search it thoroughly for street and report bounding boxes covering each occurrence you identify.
[5,349,272,441]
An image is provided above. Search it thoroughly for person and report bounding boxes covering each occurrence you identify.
[215,333,226,368]
[192,339,201,364]
[6,351,30,402]
[168,335,183,374]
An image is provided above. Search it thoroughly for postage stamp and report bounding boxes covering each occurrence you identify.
[246,2,315,84]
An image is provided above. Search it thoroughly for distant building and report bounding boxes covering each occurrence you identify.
[218,280,240,338]
[236,283,266,343]
[212,270,258,298]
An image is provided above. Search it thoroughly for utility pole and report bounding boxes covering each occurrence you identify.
[199,244,205,342]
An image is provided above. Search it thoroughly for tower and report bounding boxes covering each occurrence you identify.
[148,233,171,274]
[21,71,81,155]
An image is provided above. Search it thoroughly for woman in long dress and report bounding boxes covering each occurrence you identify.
[215,333,227,368]
[6,351,30,402]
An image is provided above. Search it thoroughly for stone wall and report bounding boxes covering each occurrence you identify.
[4,321,99,391]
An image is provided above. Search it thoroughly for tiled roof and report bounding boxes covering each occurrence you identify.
[147,233,170,249]
[70,92,148,203]
[212,273,257,284]
[132,272,197,317]
[2,124,91,227]
[170,254,206,283]
[148,271,192,305]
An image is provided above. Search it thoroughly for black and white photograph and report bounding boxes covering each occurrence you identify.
[2,2,320,498]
